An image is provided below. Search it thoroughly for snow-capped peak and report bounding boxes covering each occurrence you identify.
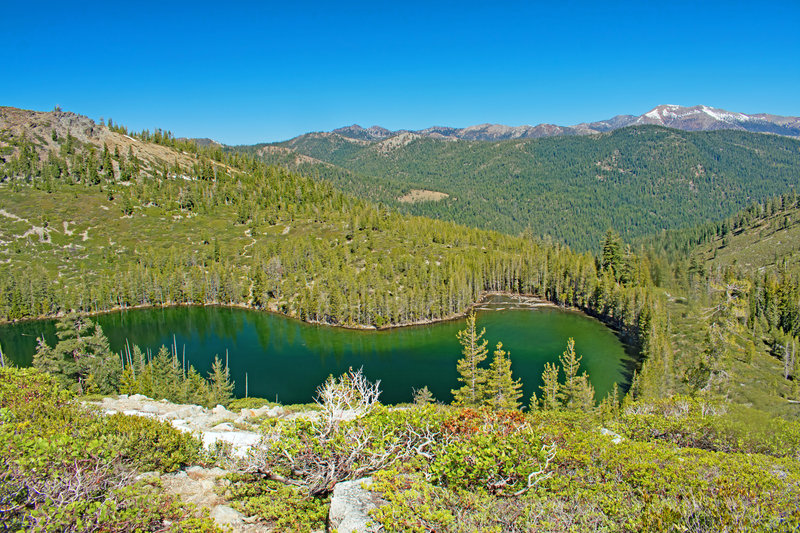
[644,108,664,122]
[699,105,750,122]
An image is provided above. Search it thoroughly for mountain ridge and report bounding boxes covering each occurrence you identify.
[313,105,800,143]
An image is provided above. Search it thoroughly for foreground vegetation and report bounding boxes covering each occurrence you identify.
[4,310,797,530]
[0,367,220,531]
[4,364,799,532]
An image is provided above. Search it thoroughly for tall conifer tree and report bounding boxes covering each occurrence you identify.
[451,311,488,406]
[485,342,523,410]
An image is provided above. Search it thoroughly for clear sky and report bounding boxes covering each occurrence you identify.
[2,1,798,144]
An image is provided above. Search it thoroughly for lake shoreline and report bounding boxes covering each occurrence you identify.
[3,298,633,403]
[0,291,563,331]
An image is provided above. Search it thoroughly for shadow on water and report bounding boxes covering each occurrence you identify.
[0,301,635,405]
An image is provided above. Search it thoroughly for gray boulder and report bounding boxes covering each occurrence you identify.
[328,477,381,533]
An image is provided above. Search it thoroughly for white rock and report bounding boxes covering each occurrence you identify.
[267,406,285,418]
[251,407,270,417]
[128,394,149,401]
[134,471,160,481]
[212,423,236,431]
[599,427,624,444]
[170,419,191,430]
[123,409,150,417]
[210,505,245,525]
[328,477,380,533]
[174,406,199,418]
[201,431,261,458]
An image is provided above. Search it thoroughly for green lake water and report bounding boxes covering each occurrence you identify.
[0,300,635,404]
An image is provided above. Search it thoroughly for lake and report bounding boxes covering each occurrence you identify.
[0,297,635,405]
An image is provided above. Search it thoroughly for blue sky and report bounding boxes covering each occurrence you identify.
[3,1,798,144]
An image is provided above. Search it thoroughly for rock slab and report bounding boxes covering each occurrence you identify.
[328,477,381,533]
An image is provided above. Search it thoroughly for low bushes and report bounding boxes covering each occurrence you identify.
[0,367,216,531]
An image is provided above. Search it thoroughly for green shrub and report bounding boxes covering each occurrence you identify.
[616,396,800,458]
[370,470,455,532]
[228,397,277,411]
[225,474,329,532]
[24,482,222,532]
[368,405,800,532]
[102,414,201,472]
[431,430,553,494]
[0,367,213,530]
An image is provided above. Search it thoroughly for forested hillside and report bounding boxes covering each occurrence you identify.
[637,194,800,417]
[242,126,800,250]
[0,107,677,397]
[4,106,800,415]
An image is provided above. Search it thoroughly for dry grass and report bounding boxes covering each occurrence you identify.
[397,189,449,204]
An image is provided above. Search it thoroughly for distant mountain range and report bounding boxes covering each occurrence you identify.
[324,105,800,142]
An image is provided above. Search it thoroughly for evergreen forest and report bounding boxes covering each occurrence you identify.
[243,126,800,250]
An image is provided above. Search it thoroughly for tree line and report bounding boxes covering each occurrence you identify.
[30,314,235,407]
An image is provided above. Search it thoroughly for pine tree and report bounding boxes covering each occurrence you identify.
[119,365,137,395]
[573,373,596,411]
[147,346,183,400]
[129,346,154,396]
[183,365,210,405]
[484,342,523,410]
[33,314,120,393]
[598,382,621,419]
[601,229,622,278]
[412,385,435,405]
[528,391,539,412]
[207,355,234,407]
[80,325,122,393]
[539,362,560,411]
[558,338,583,409]
[32,336,64,385]
[451,311,488,406]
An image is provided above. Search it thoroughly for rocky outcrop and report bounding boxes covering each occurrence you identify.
[90,395,365,532]
[90,394,284,457]
[139,466,269,532]
[92,396,289,531]
[327,477,382,533]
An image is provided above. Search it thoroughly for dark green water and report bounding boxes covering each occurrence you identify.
[0,301,634,404]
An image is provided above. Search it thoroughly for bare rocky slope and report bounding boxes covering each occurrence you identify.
[0,106,226,175]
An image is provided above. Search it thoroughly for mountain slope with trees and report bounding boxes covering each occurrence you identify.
[240,126,800,250]
[4,106,800,414]
[0,106,670,397]
[637,193,800,417]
